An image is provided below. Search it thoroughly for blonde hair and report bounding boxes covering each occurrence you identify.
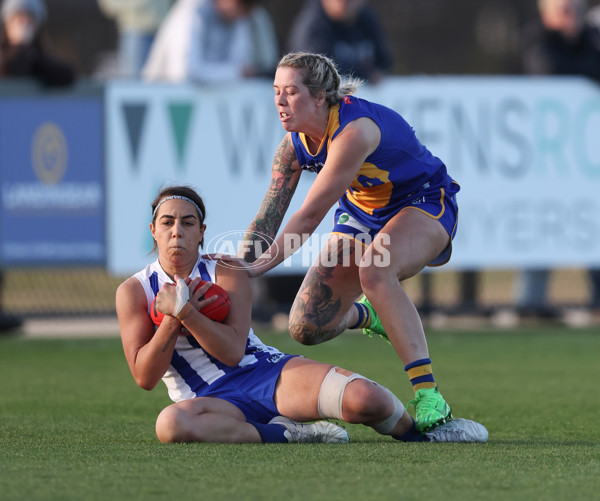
[277,52,363,105]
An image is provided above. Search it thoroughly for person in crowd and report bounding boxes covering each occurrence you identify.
[0,0,75,86]
[517,0,600,317]
[521,0,600,78]
[115,185,488,444]
[244,0,280,78]
[97,0,175,78]
[0,0,74,331]
[287,0,392,83]
[214,52,464,433]
[142,0,279,83]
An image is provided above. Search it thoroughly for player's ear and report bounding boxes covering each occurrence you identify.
[315,90,326,107]
[199,223,206,246]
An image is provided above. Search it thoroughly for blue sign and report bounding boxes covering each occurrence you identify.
[0,95,105,265]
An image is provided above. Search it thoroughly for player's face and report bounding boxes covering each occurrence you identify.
[151,199,205,264]
[273,66,324,134]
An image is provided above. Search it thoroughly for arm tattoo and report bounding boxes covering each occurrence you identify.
[161,332,178,353]
[241,136,299,262]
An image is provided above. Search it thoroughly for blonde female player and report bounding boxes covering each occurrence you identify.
[232,52,464,432]
[115,185,487,444]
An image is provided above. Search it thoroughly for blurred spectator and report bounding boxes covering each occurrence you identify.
[142,0,279,83]
[0,0,75,86]
[97,0,175,79]
[587,3,600,28]
[245,0,279,77]
[287,0,392,83]
[521,0,600,78]
[517,0,600,317]
[0,0,75,332]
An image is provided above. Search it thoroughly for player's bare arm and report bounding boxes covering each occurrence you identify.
[240,133,302,262]
[268,118,381,248]
[116,277,183,390]
[243,118,381,278]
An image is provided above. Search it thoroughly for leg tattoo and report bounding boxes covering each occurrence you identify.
[290,239,356,344]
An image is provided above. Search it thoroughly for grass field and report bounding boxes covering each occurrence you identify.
[1,326,599,501]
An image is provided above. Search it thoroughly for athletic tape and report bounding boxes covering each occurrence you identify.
[174,278,189,316]
[317,367,367,420]
[372,387,405,435]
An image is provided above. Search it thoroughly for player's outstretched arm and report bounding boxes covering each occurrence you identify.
[239,134,302,263]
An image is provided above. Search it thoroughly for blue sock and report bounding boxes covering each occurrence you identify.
[349,302,370,329]
[392,418,429,442]
[248,421,288,443]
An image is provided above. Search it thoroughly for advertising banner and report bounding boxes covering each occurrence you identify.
[0,94,104,265]
[105,77,600,275]
[360,76,600,269]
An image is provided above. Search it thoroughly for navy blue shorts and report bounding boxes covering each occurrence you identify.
[198,353,299,424]
[332,178,460,266]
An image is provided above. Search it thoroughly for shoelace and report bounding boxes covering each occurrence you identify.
[407,396,418,410]
[427,428,467,442]
[410,391,446,414]
[408,393,438,413]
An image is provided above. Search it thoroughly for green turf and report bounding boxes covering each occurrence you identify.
[1,327,599,501]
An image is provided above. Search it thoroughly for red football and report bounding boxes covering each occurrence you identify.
[150,280,231,326]
[193,280,231,322]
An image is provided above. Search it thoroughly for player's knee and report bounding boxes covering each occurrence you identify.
[318,368,405,433]
[318,367,383,423]
[343,380,389,423]
[288,310,320,345]
[155,405,178,443]
[289,321,311,345]
[155,403,191,443]
[358,263,387,293]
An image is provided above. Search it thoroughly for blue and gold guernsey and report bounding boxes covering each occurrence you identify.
[291,96,460,264]
[133,257,290,405]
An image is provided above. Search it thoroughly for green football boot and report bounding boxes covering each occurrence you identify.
[408,387,453,432]
[357,296,390,343]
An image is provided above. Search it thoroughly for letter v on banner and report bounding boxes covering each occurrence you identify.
[121,103,148,170]
[168,102,194,171]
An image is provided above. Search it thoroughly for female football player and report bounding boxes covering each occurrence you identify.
[115,185,486,444]
[233,52,462,432]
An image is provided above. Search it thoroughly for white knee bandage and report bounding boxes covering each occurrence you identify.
[317,367,367,420]
[371,386,406,435]
[317,368,405,434]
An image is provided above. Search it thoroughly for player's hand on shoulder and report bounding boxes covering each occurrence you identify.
[202,253,259,277]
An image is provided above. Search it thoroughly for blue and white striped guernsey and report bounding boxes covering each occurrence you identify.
[133,257,285,403]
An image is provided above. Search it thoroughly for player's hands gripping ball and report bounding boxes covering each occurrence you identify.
[151,280,231,326]
[192,280,231,322]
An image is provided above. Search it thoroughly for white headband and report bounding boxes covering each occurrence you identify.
[152,195,204,220]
